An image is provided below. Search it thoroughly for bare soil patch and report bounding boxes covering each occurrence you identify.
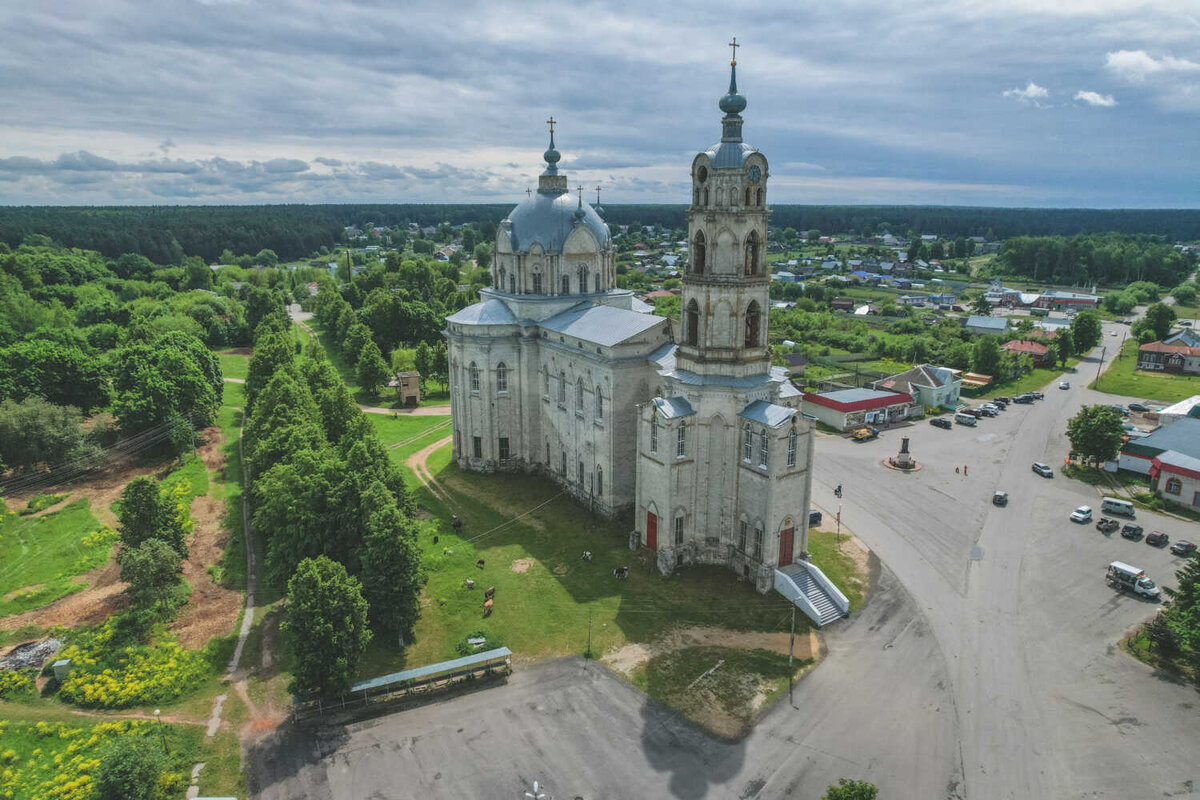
[221,347,254,357]
[169,493,242,648]
[0,560,127,631]
[603,625,819,677]
[510,558,534,574]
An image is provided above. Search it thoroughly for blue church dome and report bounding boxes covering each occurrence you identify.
[503,191,610,254]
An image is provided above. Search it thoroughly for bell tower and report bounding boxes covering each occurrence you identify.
[675,40,771,380]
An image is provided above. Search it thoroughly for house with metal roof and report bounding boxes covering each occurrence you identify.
[870,363,962,409]
[1118,417,1200,474]
[802,388,917,431]
[966,315,1010,336]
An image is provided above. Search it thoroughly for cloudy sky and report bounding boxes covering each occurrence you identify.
[1,0,1198,207]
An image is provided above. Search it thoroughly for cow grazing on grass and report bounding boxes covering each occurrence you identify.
[483,598,494,617]
[484,586,495,599]
[581,551,593,561]
[612,566,629,580]
[463,579,475,589]
[476,559,485,569]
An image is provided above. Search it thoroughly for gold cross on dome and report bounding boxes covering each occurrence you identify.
[546,116,556,135]
[729,37,739,65]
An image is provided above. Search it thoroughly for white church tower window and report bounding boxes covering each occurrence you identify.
[743,423,753,461]
[496,363,508,393]
[758,429,769,467]
[676,423,687,458]
[469,362,480,393]
[787,429,797,467]
[650,418,658,453]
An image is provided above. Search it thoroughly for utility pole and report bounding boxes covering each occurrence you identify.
[586,608,592,660]
[788,604,796,705]
[836,504,842,547]
[1093,345,1106,389]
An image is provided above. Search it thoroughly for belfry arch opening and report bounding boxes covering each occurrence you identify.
[744,300,760,347]
[692,231,706,275]
[744,230,760,276]
[686,299,700,346]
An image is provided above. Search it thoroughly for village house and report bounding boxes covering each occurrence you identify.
[803,388,917,431]
[870,363,962,410]
[1001,339,1049,367]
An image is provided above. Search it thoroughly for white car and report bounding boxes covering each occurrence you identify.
[1110,331,1118,336]
[1059,381,1070,389]
[1070,505,1093,523]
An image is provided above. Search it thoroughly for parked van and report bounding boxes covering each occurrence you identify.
[1101,497,1136,517]
[1106,561,1161,600]
[954,412,977,427]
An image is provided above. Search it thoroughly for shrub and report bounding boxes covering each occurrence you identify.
[18,493,68,516]
[0,668,35,699]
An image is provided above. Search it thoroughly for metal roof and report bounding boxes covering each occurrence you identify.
[653,396,695,419]
[1156,449,1200,474]
[501,191,610,254]
[349,647,512,695]
[541,304,664,346]
[703,140,757,168]
[1123,416,1200,460]
[819,388,901,404]
[739,399,796,427]
[446,299,518,326]
[966,315,1009,330]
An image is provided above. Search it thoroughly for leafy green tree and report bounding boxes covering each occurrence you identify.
[1071,310,1103,352]
[94,735,167,800]
[824,778,878,800]
[1057,329,1074,366]
[1043,342,1059,368]
[116,476,189,557]
[243,329,296,416]
[358,481,422,643]
[112,335,220,437]
[473,243,492,270]
[254,248,280,267]
[1173,282,1198,306]
[807,229,821,242]
[342,322,372,365]
[284,556,372,699]
[0,340,109,411]
[1066,405,1125,466]
[119,538,183,611]
[1143,302,1177,342]
[356,340,391,398]
[414,341,435,390]
[391,347,417,373]
[971,292,992,316]
[0,397,90,471]
[971,335,1001,376]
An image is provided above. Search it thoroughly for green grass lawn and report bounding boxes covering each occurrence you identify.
[365,413,452,485]
[0,498,113,618]
[1096,338,1200,403]
[222,379,245,408]
[362,449,799,676]
[807,530,866,611]
[977,358,1079,400]
[216,350,250,380]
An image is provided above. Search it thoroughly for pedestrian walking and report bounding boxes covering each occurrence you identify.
[963,464,968,476]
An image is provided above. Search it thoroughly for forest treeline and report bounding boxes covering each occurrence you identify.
[993,234,1194,287]
[3,204,1200,265]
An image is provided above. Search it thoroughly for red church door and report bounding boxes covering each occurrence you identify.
[646,512,658,551]
[778,527,794,567]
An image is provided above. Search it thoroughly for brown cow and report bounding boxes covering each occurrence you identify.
[483,598,494,617]
[484,586,495,599]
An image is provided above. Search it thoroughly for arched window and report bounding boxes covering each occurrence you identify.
[509,274,515,293]
[759,430,769,466]
[744,301,761,347]
[576,379,585,413]
[595,387,604,420]
[596,466,603,496]
[650,417,658,453]
[579,461,585,485]
[499,267,506,288]
[532,272,543,293]
[787,429,797,467]
[496,362,508,393]
[744,230,760,275]
[561,275,570,294]
[703,187,710,205]
[739,519,748,552]
[469,362,480,393]
[694,187,700,205]
[676,423,687,458]
[743,423,753,461]
[756,188,763,206]
[753,523,764,560]
[686,299,700,346]
[692,231,706,275]
[558,371,566,404]
[744,187,751,206]
[594,273,601,293]
[1165,477,1182,495]
[543,369,550,396]
[578,266,589,292]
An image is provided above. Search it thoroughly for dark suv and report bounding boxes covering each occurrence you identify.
[1146,531,1169,547]
[1121,523,1144,541]
[930,417,952,429]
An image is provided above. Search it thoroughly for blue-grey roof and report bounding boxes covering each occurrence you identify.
[649,342,676,369]
[542,304,664,346]
[966,315,1009,331]
[740,399,796,427]
[1157,448,1200,473]
[446,299,518,326]
[653,396,695,419]
[501,191,610,254]
[349,647,512,695]
[1125,417,1200,459]
[703,140,757,168]
[818,388,906,404]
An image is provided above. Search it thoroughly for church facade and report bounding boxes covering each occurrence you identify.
[445,55,815,592]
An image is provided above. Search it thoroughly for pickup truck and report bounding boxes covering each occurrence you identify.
[1096,517,1119,533]
[1106,561,1161,600]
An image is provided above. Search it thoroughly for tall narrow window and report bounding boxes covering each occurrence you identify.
[499,267,506,288]
[754,524,764,560]
[473,436,482,459]
[674,516,684,545]
[498,437,510,460]
[650,418,658,453]
[579,461,585,485]
[744,301,761,348]
[743,423,753,461]
[744,187,751,206]
[561,275,570,294]
[595,387,604,420]
[759,430,769,467]
[596,466,603,495]
[677,423,687,458]
[509,274,516,293]
[686,300,699,346]
[558,371,566,404]
[739,520,748,552]
[594,273,601,293]
[546,441,550,465]
[692,231,706,274]
[533,273,543,293]
[576,379,584,413]
[496,362,508,393]
[756,188,763,206]
[469,362,480,393]
[543,369,550,397]
[744,230,760,275]
[787,430,797,467]
[578,266,588,292]
[562,450,566,474]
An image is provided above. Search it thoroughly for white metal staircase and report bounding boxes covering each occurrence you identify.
[774,561,849,627]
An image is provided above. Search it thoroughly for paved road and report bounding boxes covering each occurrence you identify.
[811,320,1200,799]
[249,562,959,800]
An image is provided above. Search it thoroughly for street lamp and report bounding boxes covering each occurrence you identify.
[154,708,168,755]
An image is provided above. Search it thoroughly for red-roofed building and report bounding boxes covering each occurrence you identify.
[642,290,679,300]
[803,388,916,431]
[1001,339,1049,367]
[1138,340,1200,375]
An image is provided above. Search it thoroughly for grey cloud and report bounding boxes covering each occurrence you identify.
[314,157,343,166]
[263,158,309,173]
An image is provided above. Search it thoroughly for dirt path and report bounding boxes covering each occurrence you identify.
[603,625,820,677]
[406,435,452,487]
[223,377,245,384]
[358,403,451,416]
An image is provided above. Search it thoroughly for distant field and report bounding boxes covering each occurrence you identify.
[1097,338,1200,404]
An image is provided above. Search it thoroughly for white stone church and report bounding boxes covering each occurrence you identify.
[447,55,836,607]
